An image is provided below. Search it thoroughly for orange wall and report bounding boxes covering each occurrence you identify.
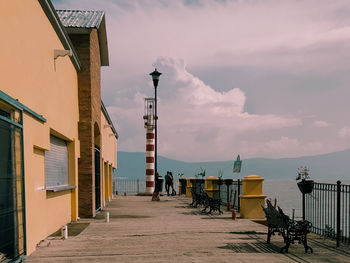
[0,0,79,255]
[101,111,117,202]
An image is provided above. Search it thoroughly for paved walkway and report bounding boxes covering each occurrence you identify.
[26,196,350,262]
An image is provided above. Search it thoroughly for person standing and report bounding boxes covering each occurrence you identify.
[165,171,171,196]
[169,172,176,196]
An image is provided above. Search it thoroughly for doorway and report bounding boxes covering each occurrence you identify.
[94,146,101,211]
[0,117,25,261]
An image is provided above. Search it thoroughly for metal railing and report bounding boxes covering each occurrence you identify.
[113,178,179,195]
[219,180,242,212]
[305,181,350,246]
[113,178,242,212]
[189,179,242,212]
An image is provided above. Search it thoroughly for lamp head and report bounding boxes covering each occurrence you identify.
[149,68,162,88]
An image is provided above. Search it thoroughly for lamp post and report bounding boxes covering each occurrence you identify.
[150,68,162,199]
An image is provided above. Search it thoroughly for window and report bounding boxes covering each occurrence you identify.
[45,135,69,188]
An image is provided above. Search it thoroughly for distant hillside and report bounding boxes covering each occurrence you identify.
[116,149,350,180]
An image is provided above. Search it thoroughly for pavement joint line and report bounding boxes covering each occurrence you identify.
[25,252,158,259]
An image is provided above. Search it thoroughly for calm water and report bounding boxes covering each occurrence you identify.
[264,179,350,220]
[115,178,350,220]
[264,179,303,219]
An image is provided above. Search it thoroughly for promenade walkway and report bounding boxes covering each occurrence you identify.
[26,196,350,262]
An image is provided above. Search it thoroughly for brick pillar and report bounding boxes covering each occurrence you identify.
[70,29,101,218]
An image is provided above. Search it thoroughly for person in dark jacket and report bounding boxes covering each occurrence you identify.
[165,171,171,196]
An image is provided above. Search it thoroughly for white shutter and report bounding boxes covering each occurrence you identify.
[45,135,69,187]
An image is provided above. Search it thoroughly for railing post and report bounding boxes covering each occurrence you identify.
[302,193,305,221]
[137,179,139,194]
[337,180,341,247]
[226,184,230,204]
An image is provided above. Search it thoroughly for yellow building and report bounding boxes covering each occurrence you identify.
[101,102,118,205]
[0,0,118,261]
[55,9,117,217]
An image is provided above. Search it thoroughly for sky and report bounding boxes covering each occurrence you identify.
[52,0,350,162]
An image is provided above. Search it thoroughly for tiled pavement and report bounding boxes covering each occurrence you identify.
[25,196,350,263]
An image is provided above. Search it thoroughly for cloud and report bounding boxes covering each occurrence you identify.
[107,57,302,161]
[313,120,329,128]
[52,0,350,160]
[338,126,350,138]
[53,0,350,77]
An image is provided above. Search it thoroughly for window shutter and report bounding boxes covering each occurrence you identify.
[45,135,69,187]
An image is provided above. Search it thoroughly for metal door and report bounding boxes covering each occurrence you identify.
[0,119,15,259]
[95,146,101,211]
[0,117,25,261]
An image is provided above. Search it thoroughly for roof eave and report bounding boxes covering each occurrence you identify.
[101,101,118,139]
[98,16,109,66]
[38,0,81,71]
[62,16,109,67]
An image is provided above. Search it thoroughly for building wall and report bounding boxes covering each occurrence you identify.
[69,29,102,218]
[0,0,79,255]
[101,111,117,202]
[101,112,117,168]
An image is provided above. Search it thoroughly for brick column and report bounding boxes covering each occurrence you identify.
[70,29,101,218]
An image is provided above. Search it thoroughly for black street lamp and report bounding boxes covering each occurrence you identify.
[150,68,162,198]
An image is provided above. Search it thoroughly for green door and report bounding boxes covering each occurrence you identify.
[0,115,25,261]
[0,118,15,259]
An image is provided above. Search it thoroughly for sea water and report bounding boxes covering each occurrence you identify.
[264,179,350,220]
[263,179,303,219]
[115,178,349,221]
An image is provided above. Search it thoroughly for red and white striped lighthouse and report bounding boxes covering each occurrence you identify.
[145,128,155,193]
[144,98,155,194]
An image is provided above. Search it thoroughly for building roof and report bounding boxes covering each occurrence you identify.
[56,10,109,66]
[56,10,104,28]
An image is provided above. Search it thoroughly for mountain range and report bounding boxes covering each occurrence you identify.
[116,149,350,181]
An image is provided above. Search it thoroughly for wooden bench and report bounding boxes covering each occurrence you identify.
[262,199,313,253]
